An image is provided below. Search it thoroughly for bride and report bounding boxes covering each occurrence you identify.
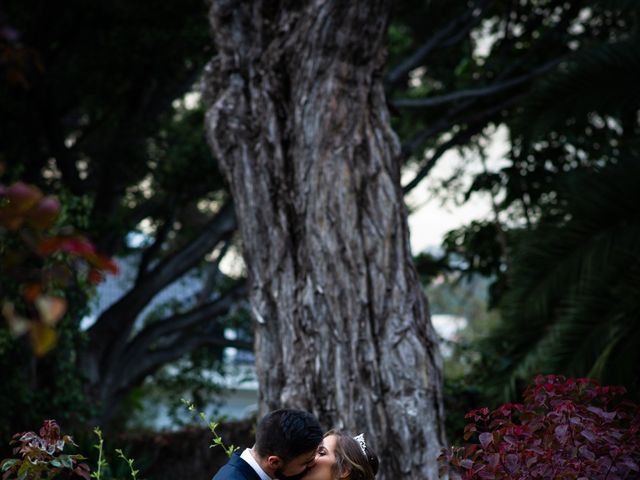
[301,430,379,480]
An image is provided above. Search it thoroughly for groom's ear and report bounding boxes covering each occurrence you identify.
[266,455,283,469]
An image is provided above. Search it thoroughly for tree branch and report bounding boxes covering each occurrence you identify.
[123,279,247,364]
[403,124,487,194]
[402,94,525,193]
[87,201,237,365]
[385,0,490,91]
[393,58,562,109]
[400,94,498,159]
[115,331,252,401]
[135,204,176,285]
[112,283,250,397]
[401,114,464,159]
[398,0,578,164]
[398,47,555,160]
[197,234,233,305]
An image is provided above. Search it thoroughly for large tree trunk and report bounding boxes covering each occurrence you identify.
[205,1,446,478]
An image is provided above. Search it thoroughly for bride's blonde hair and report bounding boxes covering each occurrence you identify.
[325,430,378,480]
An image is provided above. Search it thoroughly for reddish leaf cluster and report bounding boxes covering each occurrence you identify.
[37,236,118,284]
[0,182,60,231]
[439,375,640,479]
[0,420,90,480]
[1,180,118,355]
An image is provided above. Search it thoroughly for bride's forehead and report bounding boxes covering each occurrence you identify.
[322,434,338,450]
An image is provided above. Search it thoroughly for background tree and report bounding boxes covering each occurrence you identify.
[471,20,640,397]
[389,0,640,400]
[2,0,638,453]
[0,0,248,433]
[205,1,446,479]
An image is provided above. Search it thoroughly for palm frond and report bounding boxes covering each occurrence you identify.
[514,36,640,140]
[485,159,640,397]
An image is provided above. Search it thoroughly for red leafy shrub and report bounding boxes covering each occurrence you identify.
[1,180,118,355]
[439,375,640,479]
[0,420,90,479]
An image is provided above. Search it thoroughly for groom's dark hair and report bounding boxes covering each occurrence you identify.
[255,409,323,461]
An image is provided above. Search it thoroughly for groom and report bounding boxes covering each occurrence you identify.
[212,408,323,480]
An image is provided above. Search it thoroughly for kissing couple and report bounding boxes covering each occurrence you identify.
[212,409,379,480]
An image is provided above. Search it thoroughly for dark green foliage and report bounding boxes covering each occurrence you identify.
[443,376,486,446]
[0,182,104,449]
[0,0,216,253]
[1,0,234,434]
[487,160,640,398]
[518,36,640,140]
[2,0,639,441]
[401,0,640,402]
[0,293,93,452]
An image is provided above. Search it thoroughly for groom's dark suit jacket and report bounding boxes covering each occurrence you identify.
[212,452,261,480]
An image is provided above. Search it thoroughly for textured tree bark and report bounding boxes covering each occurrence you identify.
[205,1,446,478]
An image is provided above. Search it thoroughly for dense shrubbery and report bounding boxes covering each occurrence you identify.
[0,420,149,480]
[0,180,118,445]
[0,405,239,479]
[0,420,90,480]
[4,375,639,480]
[440,375,640,479]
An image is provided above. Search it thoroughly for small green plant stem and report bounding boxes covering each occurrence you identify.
[181,398,239,457]
[91,427,108,480]
[115,448,140,480]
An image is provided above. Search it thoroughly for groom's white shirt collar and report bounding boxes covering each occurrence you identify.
[241,448,273,480]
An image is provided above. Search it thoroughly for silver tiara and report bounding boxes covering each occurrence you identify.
[353,433,367,454]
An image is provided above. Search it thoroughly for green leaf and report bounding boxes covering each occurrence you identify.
[1,459,18,472]
[17,460,30,480]
[59,455,73,469]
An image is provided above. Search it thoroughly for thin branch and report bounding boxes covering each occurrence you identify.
[439,15,482,50]
[400,78,521,159]
[401,114,464,159]
[125,279,247,359]
[400,90,516,159]
[385,0,491,91]
[393,58,562,109]
[197,234,233,306]
[402,94,525,193]
[88,201,237,365]
[403,122,487,194]
[116,331,252,399]
[135,204,176,285]
[399,0,577,162]
[110,280,248,396]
